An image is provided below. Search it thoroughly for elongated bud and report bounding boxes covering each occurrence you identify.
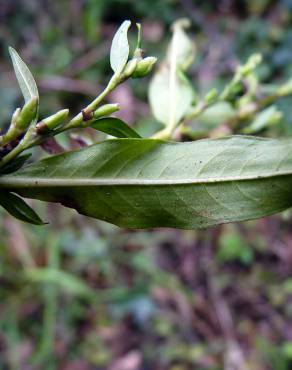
[122,59,138,78]
[204,88,218,105]
[93,104,119,119]
[16,97,38,129]
[132,57,157,78]
[0,107,22,145]
[36,109,69,135]
[11,107,21,126]
[239,54,262,77]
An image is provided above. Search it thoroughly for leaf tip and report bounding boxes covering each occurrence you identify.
[110,20,132,74]
[123,19,131,27]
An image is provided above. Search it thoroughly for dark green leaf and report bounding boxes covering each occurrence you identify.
[0,154,31,175]
[91,117,141,138]
[0,191,45,225]
[0,136,292,229]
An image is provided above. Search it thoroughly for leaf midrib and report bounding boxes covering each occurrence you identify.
[0,169,291,188]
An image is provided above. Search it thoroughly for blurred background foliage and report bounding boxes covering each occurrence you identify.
[1,0,292,369]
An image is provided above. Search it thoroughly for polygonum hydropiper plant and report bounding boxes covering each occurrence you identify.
[1,19,292,229]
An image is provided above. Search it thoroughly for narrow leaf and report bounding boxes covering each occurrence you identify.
[91,117,141,138]
[0,154,31,175]
[0,190,45,225]
[110,20,131,74]
[9,47,39,102]
[1,136,292,229]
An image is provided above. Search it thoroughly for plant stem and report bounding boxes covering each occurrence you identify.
[152,101,209,140]
[5,306,21,370]
[167,26,179,136]
[33,236,59,368]
[0,73,122,168]
[152,80,292,140]
[227,88,291,129]
[63,73,121,130]
[0,127,36,168]
[0,127,21,148]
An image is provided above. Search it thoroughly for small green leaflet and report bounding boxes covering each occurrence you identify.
[91,117,141,138]
[0,190,45,225]
[110,20,131,74]
[9,47,39,103]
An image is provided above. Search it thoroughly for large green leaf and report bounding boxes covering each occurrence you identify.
[0,136,292,229]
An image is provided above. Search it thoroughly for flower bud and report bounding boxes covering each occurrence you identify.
[132,57,157,78]
[11,108,21,126]
[122,59,138,78]
[16,97,38,129]
[1,108,21,144]
[204,88,218,105]
[240,54,262,77]
[93,104,119,119]
[36,109,69,135]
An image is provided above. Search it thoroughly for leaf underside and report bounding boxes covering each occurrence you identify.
[0,136,292,229]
